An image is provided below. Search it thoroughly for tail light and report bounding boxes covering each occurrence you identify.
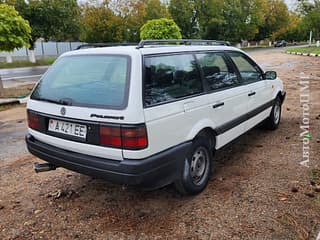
[100,124,148,150]
[100,126,122,148]
[27,112,40,130]
[122,126,148,149]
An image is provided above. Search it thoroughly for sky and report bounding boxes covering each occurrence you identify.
[78,0,298,11]
[285,0,297,10]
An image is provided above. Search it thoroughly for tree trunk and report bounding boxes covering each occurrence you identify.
[28,40,36,63]
[28,49,36,63]
[6,53,12,63]
[0,75,4,97]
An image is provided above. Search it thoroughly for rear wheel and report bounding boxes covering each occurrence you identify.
[174,137,212,195]
[264,97,282,130]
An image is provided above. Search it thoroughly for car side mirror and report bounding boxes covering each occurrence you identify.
[264,71,277,80]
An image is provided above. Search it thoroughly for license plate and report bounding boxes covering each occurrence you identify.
[48,119,87,139]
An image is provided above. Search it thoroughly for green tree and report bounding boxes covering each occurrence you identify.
[80,0,171,43]
[140,18,182,40]
[255,0,289,40]
[303,10,320,39]
[111,0,170,42]
[5,0,81,46]
[172,0,265,42]
[0,3,31,51]
[196,0,225,40]
[80,2,125,43]
[0,3,31,95]
[296,0,320,15]
[4,0,80,62]
[294,0,320,41]
[144,0,170,21]
[121,0,148,42]
[221,0,265,42]
[169,0,198,38]
[277,12,306,41]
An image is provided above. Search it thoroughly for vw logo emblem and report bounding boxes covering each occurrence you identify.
[60,107,66,116]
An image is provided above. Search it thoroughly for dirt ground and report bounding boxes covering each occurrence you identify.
[0,49,320,240]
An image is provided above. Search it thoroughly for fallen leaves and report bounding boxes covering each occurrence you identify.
[46,189,79,200]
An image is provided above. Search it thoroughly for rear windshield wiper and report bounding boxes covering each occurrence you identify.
[36,97,73,106]
[59,98,73,106]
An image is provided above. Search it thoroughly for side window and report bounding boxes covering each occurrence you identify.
[228,52,263,84]
[196,52,239,91]
[144,54,202,106]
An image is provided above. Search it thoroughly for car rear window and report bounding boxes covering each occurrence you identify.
[31,55,130,109]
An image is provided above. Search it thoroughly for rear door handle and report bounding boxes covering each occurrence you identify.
[248,91,256,97]
[212,102,224,108]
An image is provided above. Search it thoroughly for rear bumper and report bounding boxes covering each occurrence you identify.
[26,134,191,189]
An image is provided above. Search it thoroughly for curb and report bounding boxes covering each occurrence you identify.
[286,51,319,57]
[0,98,20,107]
[0,97,29,107]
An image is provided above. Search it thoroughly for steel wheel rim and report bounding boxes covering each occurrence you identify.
[274,103,280,124]
[190,146,209,185]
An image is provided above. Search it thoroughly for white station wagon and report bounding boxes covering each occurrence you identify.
[26,40,286,195]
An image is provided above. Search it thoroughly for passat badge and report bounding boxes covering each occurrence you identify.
[60,107,66,116]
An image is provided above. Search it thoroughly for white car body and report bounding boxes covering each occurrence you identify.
[26,41,285,193]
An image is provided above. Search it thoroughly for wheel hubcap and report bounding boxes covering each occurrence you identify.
[190,146,208,185]
[274,103,280,124]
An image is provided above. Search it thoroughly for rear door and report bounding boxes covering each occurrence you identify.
[195,52,249,149]
[142,53,208,156]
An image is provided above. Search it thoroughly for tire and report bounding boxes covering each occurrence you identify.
[174,137,212,195]
[264,97,282,130]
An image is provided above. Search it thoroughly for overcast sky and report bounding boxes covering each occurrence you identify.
[285,0,297,10]
[78,0,298,11]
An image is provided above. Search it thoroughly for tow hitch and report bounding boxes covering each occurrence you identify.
[33,163,57,173]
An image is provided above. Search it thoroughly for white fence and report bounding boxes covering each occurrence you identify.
[0,41,84,60]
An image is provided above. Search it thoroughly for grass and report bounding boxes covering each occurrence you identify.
[0,58,56,69]
[287,46,320,55]
[241,45,272,51]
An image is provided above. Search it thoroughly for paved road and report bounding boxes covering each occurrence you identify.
[0,65,48,81]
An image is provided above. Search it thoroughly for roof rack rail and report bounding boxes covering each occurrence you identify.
[76,42,137,50]
[136,39,230,49]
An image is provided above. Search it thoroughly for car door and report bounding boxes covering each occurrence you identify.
[226,51,274,132]
[195,52,249,149]
[142,53,209,157]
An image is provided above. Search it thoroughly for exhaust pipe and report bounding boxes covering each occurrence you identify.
[33,163,57,173]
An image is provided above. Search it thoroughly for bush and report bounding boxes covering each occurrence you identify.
[140,18,182,40]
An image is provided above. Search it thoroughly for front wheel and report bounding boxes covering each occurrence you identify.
[264,97,282,130]
[174,137,212,195]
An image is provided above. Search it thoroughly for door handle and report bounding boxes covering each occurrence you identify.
[248,91,256,97]
[212,102,224,108]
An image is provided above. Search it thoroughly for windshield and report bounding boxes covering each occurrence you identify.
[31,55,130,109]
